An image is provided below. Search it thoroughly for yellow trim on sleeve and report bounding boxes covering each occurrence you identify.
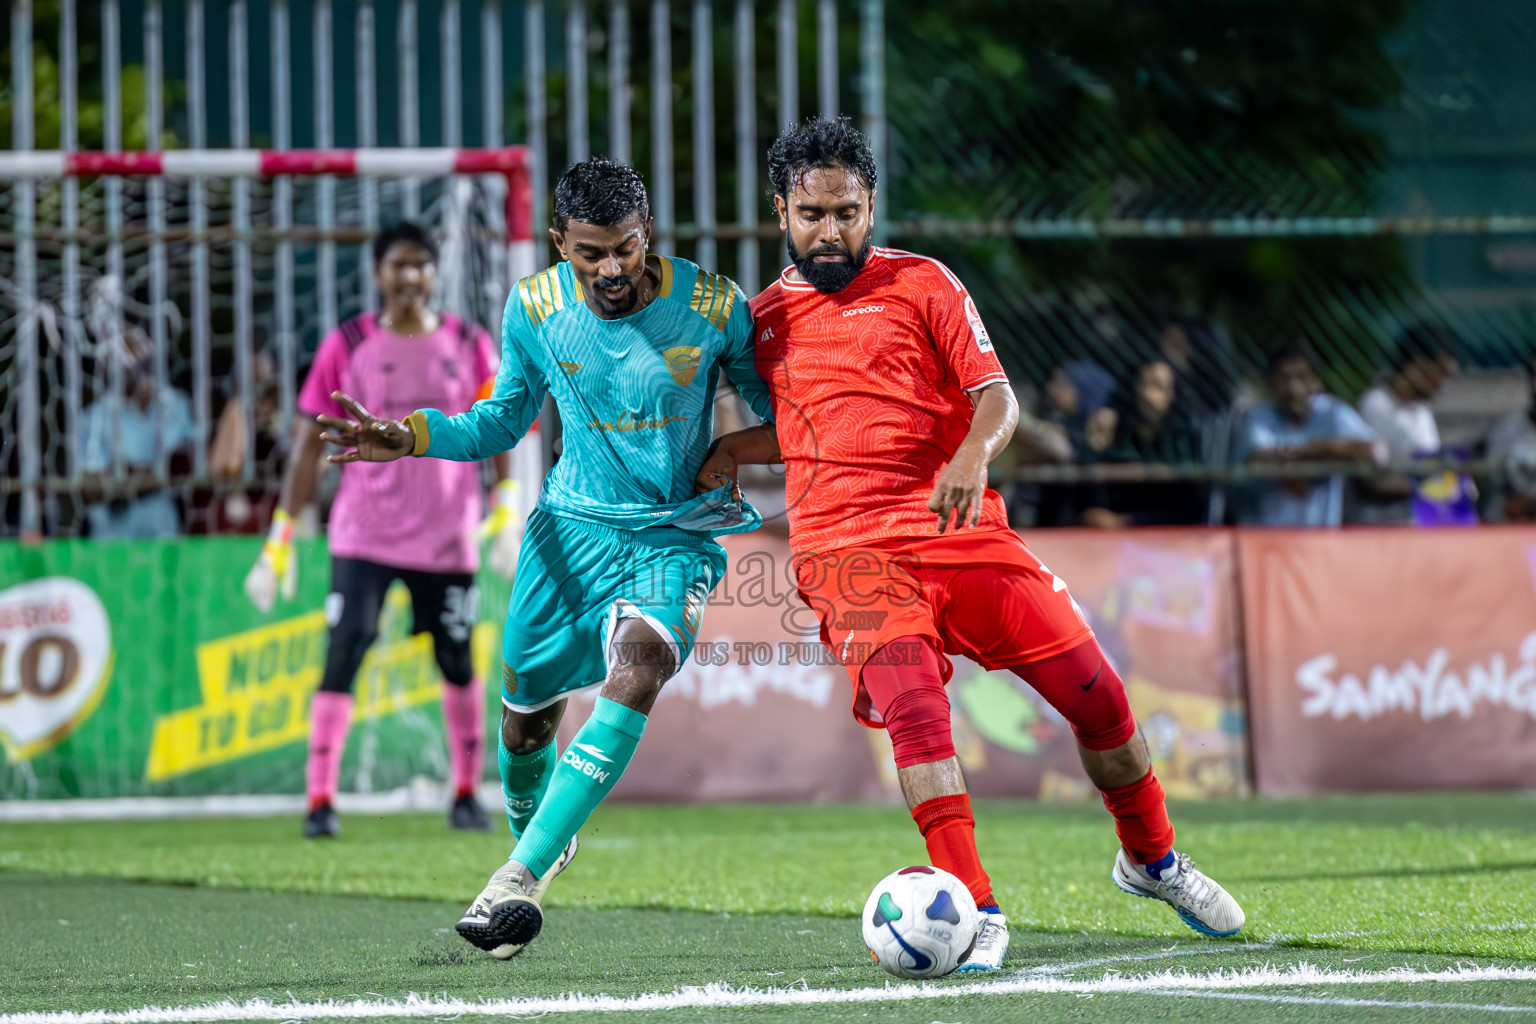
[518,267,578,327]
[406,410,431,457]
[686,269,735,331]
[547,268,565,312]
[518,276,540,325]
[713,281,736,329]
[535,270,553,321]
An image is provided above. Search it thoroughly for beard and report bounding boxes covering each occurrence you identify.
[590,272,644,316]
[788,229,873,294]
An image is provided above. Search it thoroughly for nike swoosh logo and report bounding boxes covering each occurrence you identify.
[1080,662,1103,692]
[573,742,612,762]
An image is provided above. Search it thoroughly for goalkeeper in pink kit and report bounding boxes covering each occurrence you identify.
[244,221,522,838]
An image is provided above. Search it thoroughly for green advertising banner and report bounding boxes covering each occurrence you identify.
[0,538,510,801]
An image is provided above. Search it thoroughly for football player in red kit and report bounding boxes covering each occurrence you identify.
[699,117,1244,970]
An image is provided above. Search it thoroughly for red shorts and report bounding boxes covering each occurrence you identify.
[794,528,1094,726]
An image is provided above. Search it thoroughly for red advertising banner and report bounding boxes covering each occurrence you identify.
[1240,527,1536,796]
[559,528,1251,803]
[967,530,1249,801]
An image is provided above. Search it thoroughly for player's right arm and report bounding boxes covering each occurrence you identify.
[405,296,549,462]
[918,261,1017,532]
[322,295,549,464]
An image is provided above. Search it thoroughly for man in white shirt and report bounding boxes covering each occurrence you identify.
[1353,328,1458,524]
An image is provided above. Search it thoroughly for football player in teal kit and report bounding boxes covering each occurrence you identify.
[317,158,773,958]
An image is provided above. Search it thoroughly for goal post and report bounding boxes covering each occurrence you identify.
[0,148,542,812]
[0,145,534,271]
[0,146,541,537]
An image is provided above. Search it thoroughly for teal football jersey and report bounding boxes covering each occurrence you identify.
[413,255,773,533]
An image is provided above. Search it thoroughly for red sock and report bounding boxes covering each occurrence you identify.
[912,794,997,910]
[1100,769,1175,863]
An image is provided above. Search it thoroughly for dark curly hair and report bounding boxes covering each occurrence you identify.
[553,157,651,232]
[372,221,438,265]
[766,115,878,202]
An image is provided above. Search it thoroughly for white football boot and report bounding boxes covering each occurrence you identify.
[956,910,1010,972]
[1112,848,1244,937]
[455,860,544,959]
[456,836,580,960]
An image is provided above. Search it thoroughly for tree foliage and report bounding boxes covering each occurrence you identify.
[885,0,1416,392]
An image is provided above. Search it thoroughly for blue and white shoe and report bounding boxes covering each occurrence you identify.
[1112,848,1244,937]
[956,909,1009,971]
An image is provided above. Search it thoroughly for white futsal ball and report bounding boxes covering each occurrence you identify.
[861,865,982,979]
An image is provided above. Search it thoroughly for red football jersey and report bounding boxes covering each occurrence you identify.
[752,246,1012,556]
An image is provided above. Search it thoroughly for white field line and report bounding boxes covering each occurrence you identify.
[1268,921,1536,944]
[1158,989,1534,1013]
[1023,940,1276,975]
[6,963,1536,1024]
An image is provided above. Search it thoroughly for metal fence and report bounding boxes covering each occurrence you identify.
[1,0,888,537]
[875,0,1536,526]
[4,1,1536,537]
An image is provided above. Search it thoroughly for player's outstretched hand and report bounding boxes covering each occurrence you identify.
[929,448,988,534]
[318,392,415,463]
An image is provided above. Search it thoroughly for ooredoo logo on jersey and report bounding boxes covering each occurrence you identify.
[0,577,113,760]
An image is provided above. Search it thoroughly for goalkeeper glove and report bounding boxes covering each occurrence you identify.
[243,508,298,613]
[479,479,523,579]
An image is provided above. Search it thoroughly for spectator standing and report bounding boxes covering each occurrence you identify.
[1080,359,1208,528]
[1232,347,1383,526]
[76,335,197,539]
[1353,328,1460,524]
[1026,362,1115,526]
[1157,317,1236,425]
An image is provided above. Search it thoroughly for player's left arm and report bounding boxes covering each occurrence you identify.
[922,266,1018,533]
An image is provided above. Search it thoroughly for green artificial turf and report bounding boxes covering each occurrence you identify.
[3,794,1536,1022]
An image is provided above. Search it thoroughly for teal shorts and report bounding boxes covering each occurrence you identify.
[500,509,726,712]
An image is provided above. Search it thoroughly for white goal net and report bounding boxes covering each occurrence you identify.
[0,148,538,538]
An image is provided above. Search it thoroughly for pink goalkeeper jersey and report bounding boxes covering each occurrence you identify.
[298,313,498,574]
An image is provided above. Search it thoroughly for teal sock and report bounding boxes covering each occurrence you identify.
[511,697,647,877]
[499,732,557,840]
